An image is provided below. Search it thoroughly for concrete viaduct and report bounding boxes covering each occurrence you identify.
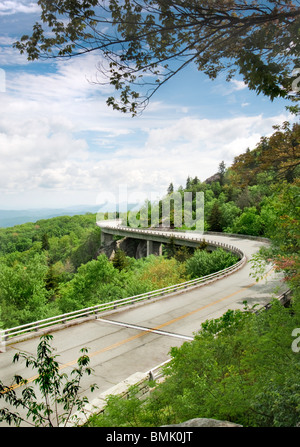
[97,220,243,259]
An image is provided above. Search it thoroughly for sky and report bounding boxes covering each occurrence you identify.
[0,0,297,212]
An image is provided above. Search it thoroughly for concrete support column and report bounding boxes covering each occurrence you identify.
[155,241,163,256]
[146,240,152,257]
[147,240,163,257]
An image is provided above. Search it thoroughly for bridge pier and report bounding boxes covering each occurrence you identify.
[147,240,163,257]
[101,229,163,259]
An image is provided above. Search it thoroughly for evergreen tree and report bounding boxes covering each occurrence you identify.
[112,249,129,272]
[218,161,226,186]
[165,237,177,259]
[41,233,50,251]
[167,183,174,194]
[186,176,192,190]
[208,202,223,232]
[192,176,200,186]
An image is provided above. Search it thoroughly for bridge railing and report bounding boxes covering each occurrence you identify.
[0,242,246,350]
[98,222,269,244]
[100,224,228,246]
[100,224,245,258]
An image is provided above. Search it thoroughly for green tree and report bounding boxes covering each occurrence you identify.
[41,233,50,251]
[220,201,241,230]
[167,183,174,195]
[131,255,186,290]
[45,265,60,296]
[207,201,223,232]
[185,176,192,190]
[230,206,264,236]
[14,1,299,115]
[0,253,51,328]
[218,161,226,186]
[71,227,101,270]
[252,182,300,291]
[87,299,300,427]
[156,301,300,427]
[112,248,129,272]
[173,246,193,263]
[165,236,177,259]
[58,255,122,312]
[236,187,252,210]
[0,335,97,427]
[186,248,238,279]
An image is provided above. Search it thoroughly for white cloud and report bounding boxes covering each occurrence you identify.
[230,79,247,91]
[0,1,40,16]
[0,49,295,209]
[0,37,30,66]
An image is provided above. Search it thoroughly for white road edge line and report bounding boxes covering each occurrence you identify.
[96,318,194,341]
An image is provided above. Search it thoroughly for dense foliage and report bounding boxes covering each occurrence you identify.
[0,213,104,328]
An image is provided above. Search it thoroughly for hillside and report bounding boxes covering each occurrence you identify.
[0,205,102,228]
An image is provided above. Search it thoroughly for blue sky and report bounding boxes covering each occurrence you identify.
[0,1,297,211]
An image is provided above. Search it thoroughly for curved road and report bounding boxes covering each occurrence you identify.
[0,227,284,426]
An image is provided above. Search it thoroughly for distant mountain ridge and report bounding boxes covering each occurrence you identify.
[0,205,101,228]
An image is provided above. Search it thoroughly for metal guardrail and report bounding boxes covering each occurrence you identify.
[148,359,171,382]
[0,238,246,350]
[261,289,292,311]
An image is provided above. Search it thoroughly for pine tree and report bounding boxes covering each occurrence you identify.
[167,183,174,194]
[218,161,226,186]
[208,202,223,232]
[112,249,128,271]
[41,233,50,251]
[186,176,192,190]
